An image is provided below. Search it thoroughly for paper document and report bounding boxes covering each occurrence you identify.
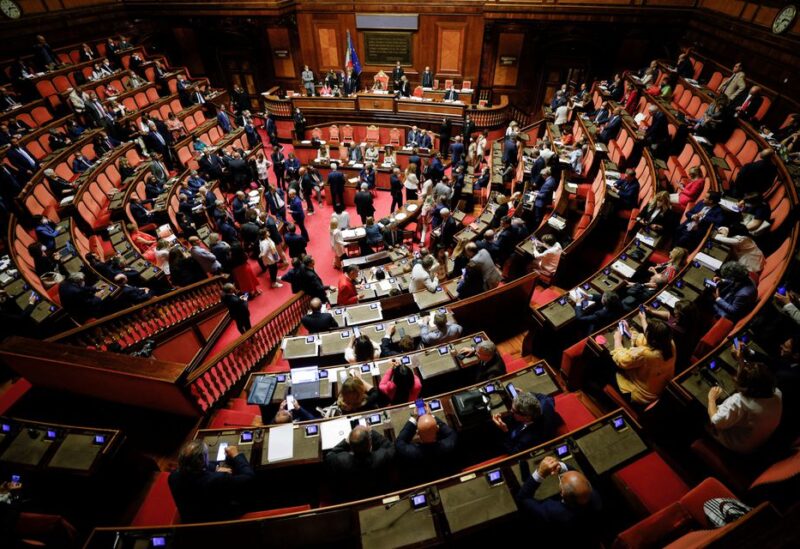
[658,291,679,309]
[694,252,722,271]
[636,233,656,247]
[611,261,636,279]
[267,424,294,462]
[321,417,352,450]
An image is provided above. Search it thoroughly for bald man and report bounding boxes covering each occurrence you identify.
[516,456,602,543]
[300,297,339,332]
[395,405,457,481]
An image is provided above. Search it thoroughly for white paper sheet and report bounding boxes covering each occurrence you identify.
[267,424,294,462]
[321,417,352,450]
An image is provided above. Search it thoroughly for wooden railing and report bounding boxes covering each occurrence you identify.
[48,276,226,350]
[182,292,312,412]
[466,94,511,128]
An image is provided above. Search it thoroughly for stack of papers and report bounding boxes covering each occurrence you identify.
[694,252,722,271]
[636,232,656,247]
[658,290,679,309]
[548,216,567,231]
[321,417,352,450]
[611,261,636,279]
[266,424,294,463]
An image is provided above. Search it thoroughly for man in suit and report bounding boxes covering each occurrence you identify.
[463,115,475,143]
[420,312,463,346]
[343,68,359,95]
[113,274,151,309]
[439,118,451,156]
[428,153,445,182]
[492,391,557,454]
[398,75,411,97]
[325,425,395,501]
[643,105,669,156]
[389,167,403,212]
[421,130,434,150]
[735,86,764,122]
[226,151,250,190]
[93,131,118,157]
[283,223,307,259]
[437,208,459,249]
[189,236,221,275]
[326,162,346,208]
[72,152,94,174]
[6,138,39,182]
[216,107,232,134]
[34,215,61,251]
[730,148,777,198]
[718,62,747,102]
[129,197,161,227]
[85,93,112,129]
[534,167,558,227]
[406,126,422,147]
[391,61,405,91]
[144,174,165,200]
[301,297,339,332]
[421,66,434,88]
[676,52,694,79]
[221,283,251,333]
[395,408,458,481]
[593,101,610,125]
[460,339,506,382]
[293,108,306,141]
[409,148,423,179]
[41,169,73,201]
[271,145,286,189]
[169,440,255,523]
[516,456,602,543]
[145,123,169,158]
[32,35,59,70]
[713,261,757,322]
[597,107,623,144]
[674,191,726,248]
[354,183,375,225]
[265,184,286,221]
[301,65,315,96]
[444,85,459,101]
[611,168,640,210]
[231,191,248,224]
[58,272,105,320]
[502,135,518,168]
[287,188,309,241]
[199,150,225,182]
[149,156,169,184]
[449,135,465,166]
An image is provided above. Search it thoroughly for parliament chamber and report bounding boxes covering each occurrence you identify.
[0,0,800,547]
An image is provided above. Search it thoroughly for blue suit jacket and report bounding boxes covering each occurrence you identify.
[535,176,557,208]
[502,393,557,454]
[714,281,757,321]
[598,115,622,143]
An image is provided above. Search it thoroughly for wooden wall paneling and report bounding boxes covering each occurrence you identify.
[267,26,296,79]
[436,22,466,76]
[19,0,48,14]
[316,25,341,70]
[493,32,525,87]
[171,27,205,78]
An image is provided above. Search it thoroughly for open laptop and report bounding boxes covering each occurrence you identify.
[290,366,321,400]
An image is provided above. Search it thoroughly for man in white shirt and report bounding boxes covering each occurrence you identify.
[539,140,555,162]
[409,256,439,293]
[531,234,563,278]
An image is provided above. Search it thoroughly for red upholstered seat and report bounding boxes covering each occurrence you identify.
[228,397,261,415]
[131,472,179,526]
[531,287,561,307]
[690,317,734,362]
[0,379,32,415]
[501,353,528,374]
[560,338,588,389]
[612,452,690,515]
[208,409,259,429]
[241,505,312,520]
[553,392,595,434]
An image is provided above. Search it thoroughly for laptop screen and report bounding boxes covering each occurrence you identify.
[291,366,319,385]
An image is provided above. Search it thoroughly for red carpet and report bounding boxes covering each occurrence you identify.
[206,138,396,357]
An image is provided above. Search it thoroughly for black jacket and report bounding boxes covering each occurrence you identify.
[325,430,395,501]
[301,311,339,333]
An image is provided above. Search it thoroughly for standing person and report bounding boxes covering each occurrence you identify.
[330,218,346,270]
[257,229,283,289]
[404,164,419,201]
[271,144,286,190]
[293,108,307,141]
[253,152,271,188]
[301,66,315,96]
[287,188,309,241]
[389,167,404,212]
[299,167,316,215]
[327,162,346,207]
[354,183,375,225]
[439,118,451,156]
[300,255,334,303]
[221,283,252,334]
[337,265,360,306]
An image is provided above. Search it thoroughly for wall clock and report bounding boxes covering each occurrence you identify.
[0,0,22,20]
[772,4,797,35]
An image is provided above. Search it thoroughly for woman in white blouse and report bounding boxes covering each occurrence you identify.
[316,144,330,162]
[254,152,271,187]
[714,223,765,278]
[404,164,419,200]
[569,139,588,176]
[383,145,397,167]
[707,361,782,454]
[329,217,345,270]
[154,239,172,275]
[258,228,284,288]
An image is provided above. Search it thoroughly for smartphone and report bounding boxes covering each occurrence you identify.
[778,286,787,296]
[286,394,296,408]
[367,413,382,425]
[618,321,631,339]
[507,383,519,399]
[216,442,228,462]
[638,304,646,314]
[703,278,717,288]
[652,300,662,309]
[558,297,568,306]
[733,337,741,351]
[708,359,719,371]
[429,399,442,411]
[10,474,21,483]
[415,398,426,417]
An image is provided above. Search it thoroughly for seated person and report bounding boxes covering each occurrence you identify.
[58,272,105,320]
[459,340,506,382]
[673,192,726,249]
[395,405,458,481]
[712,261,757,322]
[113,273,151,309]
[364,217,384,249]
[378,324,417,357]
[607,318,676,405]
[378,362,422,405]
[324,425,395,501]
[620,246,686,310]
[345,334,381,364]
[419,311,463,346]
[573,291,623,335]
[707,361,782,454]
[492,391,557,454]
[301,297,339,332]
[739,193,770,234]
[530,234,563,279]
[635,190,677,235]
[273,398,316,423]
[516,456,602,544]
[609,168,640,210]
[669,166,705,210]
[337,374,382,414]
[168,441,255,523]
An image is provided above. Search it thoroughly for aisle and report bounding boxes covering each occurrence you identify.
[205,139,396,355]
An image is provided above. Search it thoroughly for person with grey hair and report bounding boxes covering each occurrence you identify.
[459,339,507,382]
[409,255,439,293]
[168,440,255,523]
[420,311,463,346]
[325,425,395,501]
[492,390,556,453]
[58,272,105,320]
[465,241,501,289]
[188,236,221,275]
[354,181,375,224]
[713,261,757,322]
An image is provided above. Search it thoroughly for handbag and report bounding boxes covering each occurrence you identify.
[703,498,752,528]
[40,271,64,289]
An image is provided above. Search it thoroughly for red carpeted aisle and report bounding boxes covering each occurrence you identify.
[205,138,396,356]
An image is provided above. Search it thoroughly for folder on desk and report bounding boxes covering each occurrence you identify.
[321,417,352,451]
[611,261,636,279]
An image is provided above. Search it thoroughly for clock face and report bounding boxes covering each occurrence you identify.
[773,4,797,34]
[0,0,21,19]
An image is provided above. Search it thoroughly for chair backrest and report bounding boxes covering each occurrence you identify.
[413,86,423,97]
[389,127,401,145]
[462,80,472,90]
[433,79,439,90]
[374,72,389,89]
[365,125,379,143]
[444,79,454,90]
[329,125,340,143]
[707,71,724,92]
[311,127,322,140]
[342,124,354,142]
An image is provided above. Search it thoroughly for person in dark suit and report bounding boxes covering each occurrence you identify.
[264,184,286,221]
[713,261,757,322]
[287,189,309,241]
[730,149,777,198]
[516,456,602,544]
[343,68,359,95]
[611,168,640,210]
[168,440,255,523]
[327,162,346,207]
[354,183,375,225]
[444,86,459,101]
[221,283,251,333]
[449,136,465,165]
[389,167,403,212]
[34,215,61,251]
[395,408,457,481]
[391,62,405,91]
[42,169,75,200]
[421,66,434,88]
[574,291,623,335]
[406,126,422,147]
[398,76,411,97]
[265,114,278,146]
[113,274,151,309]
[0,164,22,204]
[325,425,395,501]
[32,35,59,70]
[283,223,307,259]
[6,138,39,182]
[439,118,452,156]
[534,168,558,227]
[437,208,459,249]
[596,107,623,144]
[301,297,339,332]
[460,340,506,382]
[299,255,331,303]
[293,107,306,140]
[502,135,518,168]
[271,145,286,190]
[676,53,694,79]
[673,192,726,249]
[493,391,557,454]
[427,153,445,183]
[643,105,669,156]
[58,273,105,320]
[226,152,250,190]
[71,153,94,174]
